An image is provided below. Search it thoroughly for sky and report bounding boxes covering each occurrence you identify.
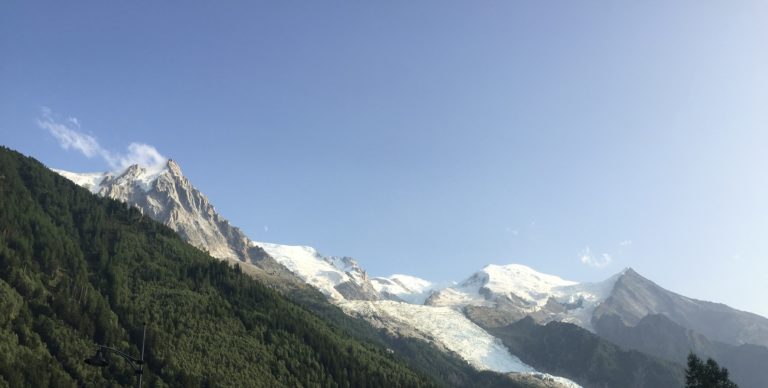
[2,1,767,317]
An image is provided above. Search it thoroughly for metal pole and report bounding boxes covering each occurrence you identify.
[137,323,146,388]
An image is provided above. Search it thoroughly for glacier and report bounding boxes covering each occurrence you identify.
[55,162,585,387]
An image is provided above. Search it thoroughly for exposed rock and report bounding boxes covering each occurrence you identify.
[594,268,768,347]
[57,160,305,291]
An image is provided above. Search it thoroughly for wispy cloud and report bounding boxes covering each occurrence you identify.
[37,107,105,159]
[619,240,632,247]
[579,246,613,268]
[37,108,167,172]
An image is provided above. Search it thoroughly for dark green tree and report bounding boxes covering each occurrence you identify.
[686,353,738,388]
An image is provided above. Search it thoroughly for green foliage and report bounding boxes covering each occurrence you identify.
[686,353,738,388]
[0,147,434,387]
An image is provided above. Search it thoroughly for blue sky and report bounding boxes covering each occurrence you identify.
[2,1,767,316]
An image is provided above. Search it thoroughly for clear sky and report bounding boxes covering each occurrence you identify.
[2,1,767,317]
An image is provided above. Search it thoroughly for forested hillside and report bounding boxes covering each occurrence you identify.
[0,147,438,387]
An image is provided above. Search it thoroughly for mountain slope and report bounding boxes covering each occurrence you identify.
[253,241,383,301]
[481,317,685,388]
[370,274,441,304]
[426,264,621,331]
[45,151,549,387]
[0,147,437,387]
[55,163,577,384]
[594,313,768,388]
[594,268,768,347]
[340,300,580,387]
[54,158,768,387]
[55,163,388,300]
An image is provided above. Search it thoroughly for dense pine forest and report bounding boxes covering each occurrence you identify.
[0,147,444,387]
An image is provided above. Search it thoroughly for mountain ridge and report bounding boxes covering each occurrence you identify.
[54,159,768,387]
[0,147,440,388]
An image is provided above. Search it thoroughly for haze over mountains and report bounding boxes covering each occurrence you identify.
[55,159,768,388]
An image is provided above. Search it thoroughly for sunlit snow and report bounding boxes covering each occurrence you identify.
[252,242,351,300]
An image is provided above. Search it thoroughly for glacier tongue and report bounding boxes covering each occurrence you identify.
[340,300,533,373]
[340,300,582,387]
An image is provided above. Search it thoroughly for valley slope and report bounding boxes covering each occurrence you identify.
[54,158,768,388]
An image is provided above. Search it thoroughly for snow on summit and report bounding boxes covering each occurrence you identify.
[52,169,109,194]
[428,263,621,330]
[252,242,352,300]
[370,274,443,304]
[481,264,577,304]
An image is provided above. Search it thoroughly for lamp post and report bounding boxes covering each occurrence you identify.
[85,322,147,388]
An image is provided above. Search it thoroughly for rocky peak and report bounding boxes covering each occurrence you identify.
[122,163,144,176]
[619,267,639,278]
[58,160,265,264]
[166,158,182,175]
[595,266,768,347]
[54,161,309,295]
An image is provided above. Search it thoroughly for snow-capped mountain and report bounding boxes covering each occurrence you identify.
[426,264,622,331]
[55,160,768,387]
[593,268,768,347]
[252,241,383,301]
[53,161,581,386]
[53,161,296,285]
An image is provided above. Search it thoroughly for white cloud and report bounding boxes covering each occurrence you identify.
[37,109,104,159]
[113,143,168,173]
[38,108,167,172]
[619,240,633,247]
[579,246,613,268]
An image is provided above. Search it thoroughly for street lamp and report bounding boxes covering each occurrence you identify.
[84,323,147,388]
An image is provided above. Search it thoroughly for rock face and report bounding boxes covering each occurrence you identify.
[428,264,768,387]
[97,161,265,263]
[593,269,768,347]
[593,313,768,388]
[55,161,397,302]
[481,317,685,388]
[55,161,296,287]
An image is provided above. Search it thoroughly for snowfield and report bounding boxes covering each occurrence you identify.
[52,169,108,194]
[428,263,622,330]
[370,274,443,304]
[340,300,581,387]
[252,242,351,300]
[340,300,533,372]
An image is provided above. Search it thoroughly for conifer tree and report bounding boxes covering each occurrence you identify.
[685,353,738,388]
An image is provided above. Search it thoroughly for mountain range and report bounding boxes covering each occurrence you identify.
[0,148,448,387]
[54,158,768,388]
